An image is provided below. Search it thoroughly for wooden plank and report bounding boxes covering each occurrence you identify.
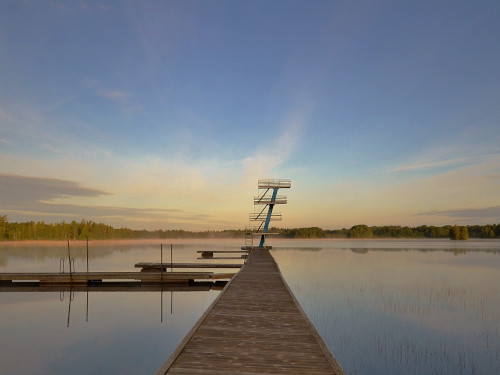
[241,246,272,250]
[0,271,214,284]
[0,281,228,292]
[156,249,344,375]
[197,257,247,260]
[196,250,249,253]
[135,262,243,269]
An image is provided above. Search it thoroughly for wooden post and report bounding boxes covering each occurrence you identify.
[86,236,89,273]
[67,240,72,275]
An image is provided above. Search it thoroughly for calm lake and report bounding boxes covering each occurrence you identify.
[0,239,499,375]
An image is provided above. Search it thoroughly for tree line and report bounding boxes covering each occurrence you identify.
[0,216,247,241]
[0,215,498,241]
[278,224,499,240]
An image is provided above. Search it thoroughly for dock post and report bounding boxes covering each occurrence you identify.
[67,240,72,275]
[161,244,163,280]
[86,236,89,273]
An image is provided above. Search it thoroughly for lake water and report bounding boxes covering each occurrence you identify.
[1,239,499,375]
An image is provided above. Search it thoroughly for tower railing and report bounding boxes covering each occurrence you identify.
[258,179,291,189]
[249,212,282,221]
[253,195,287,204]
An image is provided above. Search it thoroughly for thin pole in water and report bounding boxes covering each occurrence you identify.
[170,244,173,272]
[86,236,89,273]
[67,239,72,275]
[161,288,163,323]
[160,244,163,280]
[86,290,89,323]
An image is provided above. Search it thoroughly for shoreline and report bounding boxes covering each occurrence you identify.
[1,237,498,247]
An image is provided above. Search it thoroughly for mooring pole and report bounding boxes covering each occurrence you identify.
[67,239,72,275]
[86,236,89,273]
[161,243,163,280]
[86,290,89,323]
[170,244,173,272]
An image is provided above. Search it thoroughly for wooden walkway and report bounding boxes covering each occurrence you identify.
[157,249,344,375]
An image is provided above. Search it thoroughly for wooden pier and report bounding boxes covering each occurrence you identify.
[156,249,344,375]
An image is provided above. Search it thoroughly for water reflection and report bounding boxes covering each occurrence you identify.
[1,239,499,375]
[272,240,500,375]
[0,240,242,375]
[347,247,500,255]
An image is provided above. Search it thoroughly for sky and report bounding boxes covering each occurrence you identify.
[1,0,499,230]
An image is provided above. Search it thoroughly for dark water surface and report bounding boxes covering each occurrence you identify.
[1,239,499,375]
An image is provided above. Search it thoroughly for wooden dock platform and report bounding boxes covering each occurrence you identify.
[135,262,243,271]
[196,251,249,254]
[0,281,228,292]
[156,249,344,375]
[0,271,232,284]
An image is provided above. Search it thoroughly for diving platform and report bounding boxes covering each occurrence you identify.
[156,248,344,374]
[258,179,291,188]
[246,178,291,249]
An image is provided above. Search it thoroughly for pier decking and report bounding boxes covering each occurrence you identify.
[0,271,230,284]
[156,249,344,375]
[135,262,243,270]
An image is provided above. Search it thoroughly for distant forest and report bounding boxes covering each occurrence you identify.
[1,215,499,241]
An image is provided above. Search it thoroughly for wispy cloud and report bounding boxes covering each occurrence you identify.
[391,153,500,172]
[418,206,500,220]
[242,101,312,183]
[83,78,142,113]
[0,173,210,228]
[0,173,110,203]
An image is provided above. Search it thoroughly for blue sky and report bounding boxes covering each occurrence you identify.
[1,0,499,230]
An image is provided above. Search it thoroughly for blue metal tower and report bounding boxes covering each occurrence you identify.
[246,179,291,249]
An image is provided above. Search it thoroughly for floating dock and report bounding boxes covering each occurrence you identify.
[0,271,233,285]
[135,262,244,271]
[198,250,249,259]
[156,249,344,375]
[0,281,228,293]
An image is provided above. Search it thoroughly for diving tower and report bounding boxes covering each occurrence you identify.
[244,179,291,249]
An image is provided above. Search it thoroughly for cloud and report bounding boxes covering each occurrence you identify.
[0,173,109,203]
[391,153,500,173]
[0,173,212,228]
[242,101,311,183]
[418,206,500,220]
[99,90,129,101]
[83,79,142,113]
